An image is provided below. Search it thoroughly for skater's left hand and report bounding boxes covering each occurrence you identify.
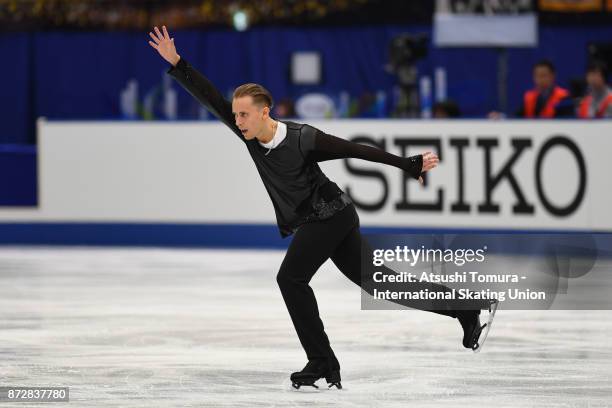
[419,151,439,185]
[421,151,439,171]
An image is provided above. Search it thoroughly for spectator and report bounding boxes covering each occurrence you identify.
[577,61,612,119]
[518,60,573,118]
[489,59,572,119]
[273,98,296,118]
[433,100,461,118]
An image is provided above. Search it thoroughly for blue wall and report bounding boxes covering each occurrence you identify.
[3,24,611,144]
[0,145,37,206]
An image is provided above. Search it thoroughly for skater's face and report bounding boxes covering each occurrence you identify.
[232,96,270,141]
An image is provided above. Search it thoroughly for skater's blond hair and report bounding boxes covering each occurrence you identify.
[233,83,274,110]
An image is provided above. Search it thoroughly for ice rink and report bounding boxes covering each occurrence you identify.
[0,247,610,407]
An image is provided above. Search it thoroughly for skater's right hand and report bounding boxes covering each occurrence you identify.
[148,25,181,66]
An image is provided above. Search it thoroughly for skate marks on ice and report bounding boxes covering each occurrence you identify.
[0,247,610,407]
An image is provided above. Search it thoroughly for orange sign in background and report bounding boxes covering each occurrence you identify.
[540,0,602,11]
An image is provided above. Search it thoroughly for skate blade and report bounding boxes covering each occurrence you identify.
[284,378,344,392]
[472,300,499,353]
[292,382,318,390]
[284,379,319,392]
[328,381,343,390]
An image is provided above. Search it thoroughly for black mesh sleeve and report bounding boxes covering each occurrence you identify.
[306,128,423,179]
[167,58,243,141]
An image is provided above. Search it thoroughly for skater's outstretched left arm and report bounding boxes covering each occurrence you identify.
[301,128,438,183]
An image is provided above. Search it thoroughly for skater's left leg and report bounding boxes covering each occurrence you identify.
[329,221,493,349]
[329,220,458,317]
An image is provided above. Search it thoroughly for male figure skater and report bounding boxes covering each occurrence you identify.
[148,26,490,390]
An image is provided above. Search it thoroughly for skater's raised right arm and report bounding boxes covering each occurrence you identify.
[148,26,243,140]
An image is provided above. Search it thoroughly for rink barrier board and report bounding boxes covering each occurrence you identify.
[1,120,611,247]
[0,222,611,254]
[23,119,608,230]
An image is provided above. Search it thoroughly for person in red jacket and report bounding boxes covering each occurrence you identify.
[489,60,572,119]
[518,60,572,118]
[577,61,612,119]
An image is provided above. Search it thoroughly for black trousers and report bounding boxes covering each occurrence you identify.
[276,203,458,365]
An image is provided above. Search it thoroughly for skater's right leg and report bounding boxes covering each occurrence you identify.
[276,205,356,387]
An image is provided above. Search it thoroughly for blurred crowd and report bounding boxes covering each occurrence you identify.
[2,0,611,122]
[486,59,612,119]
[269,59,612,120]
[0,0,374,30]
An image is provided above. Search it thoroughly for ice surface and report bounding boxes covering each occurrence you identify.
[0,247,610,407]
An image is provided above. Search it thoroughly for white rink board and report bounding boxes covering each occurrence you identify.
[1,119,610,231]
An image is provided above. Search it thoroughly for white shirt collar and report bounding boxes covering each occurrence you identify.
[258,121,287,149]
